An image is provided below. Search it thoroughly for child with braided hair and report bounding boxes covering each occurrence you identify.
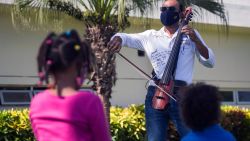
[30,30,111,141]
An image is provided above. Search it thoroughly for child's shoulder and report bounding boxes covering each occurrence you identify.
[30,89,50,106]
[77,90,102,106]
[77,90,99,100]
[78,90,95,96]
[32,89,49,99]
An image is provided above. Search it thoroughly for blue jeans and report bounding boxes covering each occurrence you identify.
[145,86,189,141]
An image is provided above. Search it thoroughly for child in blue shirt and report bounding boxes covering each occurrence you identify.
[180,83,236,141]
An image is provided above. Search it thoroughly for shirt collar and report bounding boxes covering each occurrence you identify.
[159,27,180,39]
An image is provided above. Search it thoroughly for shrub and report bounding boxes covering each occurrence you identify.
[0,105,250,141]
[0,108,35,141]
[110,104,146,141]
[110,104,179,141]
[221,106,250,141]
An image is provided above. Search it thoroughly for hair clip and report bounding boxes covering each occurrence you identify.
[46,39,52,45]
[74,45,80,51]
[76,76,83,86]
[47,60,53,65]
[66,31,71,37]
[47,83,55,89]
[38,72,45,78]
[37,80,43,86]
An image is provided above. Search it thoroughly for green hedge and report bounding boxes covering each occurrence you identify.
[221,106,250,141]
[0,105,250,141]
[110,104,146,141]
[0,109,34,141]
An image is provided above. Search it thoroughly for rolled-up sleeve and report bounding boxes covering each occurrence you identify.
[196,47,215,68]
[194,30,215,68]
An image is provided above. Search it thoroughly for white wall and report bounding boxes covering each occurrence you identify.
[193,27,250,88]
[0,0,13,4]
[110,48,152,106]
[0,5,84,85]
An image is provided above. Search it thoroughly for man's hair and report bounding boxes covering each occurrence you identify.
[180,83,221,131]
[165,0,184,12]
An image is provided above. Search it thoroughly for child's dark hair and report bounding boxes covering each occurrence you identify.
[180,83,221,131]
[37,29,93,86]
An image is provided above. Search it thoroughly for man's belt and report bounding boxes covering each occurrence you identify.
[152,78,187,93]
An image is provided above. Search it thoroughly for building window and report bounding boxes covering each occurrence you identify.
[220,91,234,102]
[0,90,32,105]
[220,89,250,105]
[0,86,93,106]
[237,91,250,104]
[32,87,47,96]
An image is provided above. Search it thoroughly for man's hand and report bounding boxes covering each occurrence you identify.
[108,36,122,53]
[181,25,209,59]
[181,25,199,43]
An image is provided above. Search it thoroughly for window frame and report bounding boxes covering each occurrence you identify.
[220,88,250,105]
[0,90,33,105]
[220,88,237,105]
[235,89,250,105]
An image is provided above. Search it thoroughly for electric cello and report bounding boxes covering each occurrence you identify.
[152,7,193,110]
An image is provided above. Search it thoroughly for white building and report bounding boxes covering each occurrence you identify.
[0,0,249,107]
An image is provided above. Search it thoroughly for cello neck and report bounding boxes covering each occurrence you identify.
[160,8,193,84]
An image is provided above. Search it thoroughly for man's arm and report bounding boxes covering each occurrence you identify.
[181,25,209,58]
[192,36,209,59]
[108,31,152,53]
[181,25,215,68]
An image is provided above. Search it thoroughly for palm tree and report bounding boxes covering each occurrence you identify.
[14,0,228,120]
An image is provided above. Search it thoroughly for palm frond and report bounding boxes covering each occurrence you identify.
[117,0,125,26]
[14,0,228,32]
[179,0,228,28]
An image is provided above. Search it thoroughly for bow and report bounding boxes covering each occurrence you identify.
[118,52,177,101]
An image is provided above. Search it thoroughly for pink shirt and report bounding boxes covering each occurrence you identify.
[29,90,111,141]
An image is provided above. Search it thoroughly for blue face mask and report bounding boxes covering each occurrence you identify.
[160,10,180,26]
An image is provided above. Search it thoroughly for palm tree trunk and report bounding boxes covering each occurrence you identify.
[85,25,117,121]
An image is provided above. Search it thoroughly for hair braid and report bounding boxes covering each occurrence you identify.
[36,29,94,88]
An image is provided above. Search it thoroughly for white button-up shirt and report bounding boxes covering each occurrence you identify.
[114,27,215,84]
